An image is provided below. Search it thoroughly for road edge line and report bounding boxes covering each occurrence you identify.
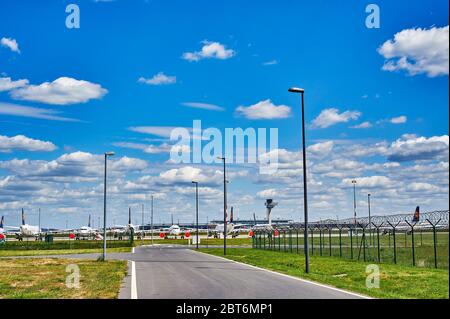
[190,249,372,299]
[131,260,138,299]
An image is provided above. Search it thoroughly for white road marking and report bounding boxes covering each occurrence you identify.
[132,247,135,254]
[130,260,138,299]
[190,249,371,299]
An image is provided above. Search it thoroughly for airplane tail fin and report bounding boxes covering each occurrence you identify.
[413,206,420,222]
[88,214,91,228]
[128,207,131,225]
[0,216,4,228]
[230,207,234,223]
[22,208,25,225]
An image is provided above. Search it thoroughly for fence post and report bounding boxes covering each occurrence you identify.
[350,228,353,259]
[283,230,287,252]
[296,228,299,254]
[338,227,342,257]
[426,219,441,269]
[328,227,332,256]
[387,221,400,264]
[405,220,416,267]
[319,227,323,256]
[311,228,314,255]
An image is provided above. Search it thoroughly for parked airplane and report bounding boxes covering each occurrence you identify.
[111,207,140,239]
[212,207,244,238]
[3,209,41,240]
[72,215,101,240]
[159,214,193,239]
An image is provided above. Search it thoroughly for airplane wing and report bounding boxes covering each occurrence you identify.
[4,226,20,231]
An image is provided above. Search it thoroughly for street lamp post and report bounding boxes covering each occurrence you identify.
[288,87,310,274]
[352,179,357,244]
[151,195,154,245]
[102,151,115,261]
[192,181,199,249]
[217,156,227,255]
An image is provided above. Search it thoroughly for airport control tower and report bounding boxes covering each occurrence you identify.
[265,199,278,226]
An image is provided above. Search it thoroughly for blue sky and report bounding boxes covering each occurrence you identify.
[0,0,448,228]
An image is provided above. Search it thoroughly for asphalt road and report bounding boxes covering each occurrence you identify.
[118,246,366,299]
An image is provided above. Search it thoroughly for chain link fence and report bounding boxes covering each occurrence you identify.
[252,210,449,269]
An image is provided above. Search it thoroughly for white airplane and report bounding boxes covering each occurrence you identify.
[73,215,100,240]
[213,207,243,238]
[3,209,41,240]
[159,215,191,239]
[111,207,140,239]
[0,216,4,236]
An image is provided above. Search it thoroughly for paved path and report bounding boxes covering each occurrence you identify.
[118,246,366,299]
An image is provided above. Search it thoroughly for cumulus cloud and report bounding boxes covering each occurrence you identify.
[138,72,176,85]
[158,166,222,186]
[182,41,235,61]
[342,176,392,188]
[390,116,407,124]
[235,99,291,120]
[307,141,334,157]
[10,77,108,105]
[387,135,449,162]
[1,37,20,53]
[378,26,449,77]
[0,102,80,122]
[0,77,28,92]
[311,108,361,128]
[0,135,57,153]
[0,151,147,182]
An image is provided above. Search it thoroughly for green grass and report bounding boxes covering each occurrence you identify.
[0,246,132,257]
[202,248,449,299]
[0,258,127,298]
[0,240,133,251]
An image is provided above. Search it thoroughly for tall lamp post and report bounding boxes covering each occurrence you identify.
[217,156,227,255]
[102,151,115,261]
[288,87,310,274]
[151,195,154,245]
[352,179,357,244]
[192,181,199,249]
[368,193,372,245]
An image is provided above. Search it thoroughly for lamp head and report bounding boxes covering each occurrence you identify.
[288,87,305,94]
[105,151,115,156]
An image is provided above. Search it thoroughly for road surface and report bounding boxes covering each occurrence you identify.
[118,246,366,299]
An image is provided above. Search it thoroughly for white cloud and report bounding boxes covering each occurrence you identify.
[235,99,291,120]
[1,37,20,53]
[390,116,407,124]
[262,60,278,66]
[342,176,392,188]
[138,72,176,86]
[113,142,190,154]
[307,141,334,157]
[0,135,57,153]
[158,166,222,186]
[0,102,80,122]
[10,77,108,105]
[387,135,449,162]
[181,102,225,112]
[311,108,361,128]
[182,41,235,62]
[350,121,372,129]
[378,25,449,77]
[0,77,28,92]
[257,189,278,198]
[128,126,185,138]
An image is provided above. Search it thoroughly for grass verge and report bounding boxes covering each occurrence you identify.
[0,258,127,298]
[201,248,449,299]
[0,247,131,257]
